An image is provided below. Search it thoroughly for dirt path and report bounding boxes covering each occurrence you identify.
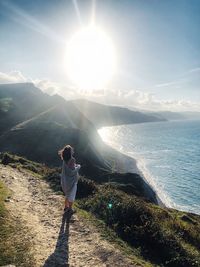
[0,165,139,267]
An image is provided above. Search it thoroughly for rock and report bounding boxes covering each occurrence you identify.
[0,265,16,267]
[4,198,11,202]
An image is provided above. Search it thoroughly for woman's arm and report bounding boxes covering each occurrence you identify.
[75,164,81,170]
[67,164,81,176]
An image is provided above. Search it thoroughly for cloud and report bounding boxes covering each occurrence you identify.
[0,70,67,96]
[155,80,182,88]
[0,70,199,112]
[0,70,27,83]
[34,79,60,95]
[154,66,200,89]
[79,88,200,112]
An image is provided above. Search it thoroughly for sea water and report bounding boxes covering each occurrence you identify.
[98,120,200,215]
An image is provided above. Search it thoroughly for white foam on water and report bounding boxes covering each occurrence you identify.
[99,123,200,215]
[98,127,175,208]
[126,151,175,208]
[171,203,200,215]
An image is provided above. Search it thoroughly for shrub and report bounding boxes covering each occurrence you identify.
[1,152,16,165]
[78,186,200,267]
[76,176,97,198]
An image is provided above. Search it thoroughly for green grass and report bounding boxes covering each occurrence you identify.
[77,186,200,267]
[0,181,35,267]
[1,152,50,174]
[75,203,154,267]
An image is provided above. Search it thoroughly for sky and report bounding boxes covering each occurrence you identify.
[0,0,200,111]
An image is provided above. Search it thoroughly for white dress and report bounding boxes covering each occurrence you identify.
[61,161,81,202]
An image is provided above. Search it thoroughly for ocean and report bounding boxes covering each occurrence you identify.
[98,120,200,215]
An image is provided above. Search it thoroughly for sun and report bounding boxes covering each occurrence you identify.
[65,26,116,89]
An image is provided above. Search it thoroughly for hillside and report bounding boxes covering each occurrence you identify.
[2,83,199,266]
[146,111,187,121]
[0,83,55,135]
[127,108,200,121]
[0,83,110,176]
[1,153,200,267]
[138,110,200,121]
[181,111,200,120]
[0,82,164,200]
[71,99,166,128]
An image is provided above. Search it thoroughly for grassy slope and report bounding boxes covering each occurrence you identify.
[79,187,200,267]
[0,181,34,267]
[0,83,111,178]
[1,153,200,267]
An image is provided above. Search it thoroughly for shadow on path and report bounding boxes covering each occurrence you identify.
[43,212,70,267]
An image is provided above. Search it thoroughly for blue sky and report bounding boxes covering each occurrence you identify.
[0,0,200,111]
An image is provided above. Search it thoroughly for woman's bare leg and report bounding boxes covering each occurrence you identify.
[68,201,73,209]
[65,198,69,209]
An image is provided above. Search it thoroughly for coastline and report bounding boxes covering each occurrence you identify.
[98,121,200,216]
[102,142,165,207]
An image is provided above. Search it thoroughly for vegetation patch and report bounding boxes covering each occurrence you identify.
[1,152,50,174]
[0,97,13,112]
[78,186,200,267]
[75,205,153,267]
[0,181,35,267]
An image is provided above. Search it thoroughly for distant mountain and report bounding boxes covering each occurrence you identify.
[181,111,200,120]
[146,111,187,121]
[146,111,200,121]
[0,83,108,175]
[71,99,166,128]
[127,105,200,121]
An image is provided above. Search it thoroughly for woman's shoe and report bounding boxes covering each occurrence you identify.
[64,207,70,212]
[68,208,76,214]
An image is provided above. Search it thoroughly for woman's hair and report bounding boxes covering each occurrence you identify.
[58,145,73,163]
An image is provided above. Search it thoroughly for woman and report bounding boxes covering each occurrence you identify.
[58,145,81,213]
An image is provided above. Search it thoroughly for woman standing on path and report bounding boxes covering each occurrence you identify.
[58,145,81,213]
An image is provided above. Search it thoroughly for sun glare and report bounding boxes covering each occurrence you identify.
[65,26,116,89]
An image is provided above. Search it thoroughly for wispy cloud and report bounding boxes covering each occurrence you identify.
[155,80,182,88]
[0,70,199,112]
[155,66,200,89]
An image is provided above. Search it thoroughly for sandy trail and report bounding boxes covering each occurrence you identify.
[0,165,138,267]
